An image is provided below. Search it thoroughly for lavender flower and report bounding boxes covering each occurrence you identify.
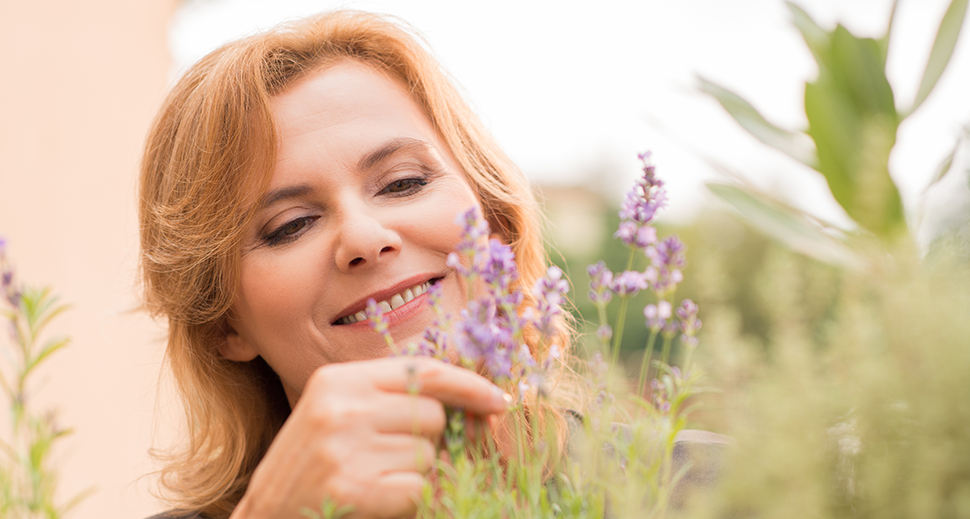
[365,298,395,352]
[677,299,702,348]
[651,378,672,415]
[414,322,450,359]
[481,239,518,292]
[0,237,20,307]
[456,205,490,244]
[448,207,490,278]
[596,324,613,342]
[644,301,672,331]
[615,221,658,249]
[611,270,648,298]
[613,152,668,250]
[532,266,569,338]
[453,299,514,380]
[646,235,687,296]
[637,151,663,188]
[651,367,681,415]
[587,261,614,305]
[649,235,687,269]
[543,344,561,371]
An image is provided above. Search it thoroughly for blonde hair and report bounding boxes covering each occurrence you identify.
[140,11,572,517]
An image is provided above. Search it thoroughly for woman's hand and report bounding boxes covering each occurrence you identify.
[230,356,509,519]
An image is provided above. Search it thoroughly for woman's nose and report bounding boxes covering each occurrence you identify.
[332,207,402,271]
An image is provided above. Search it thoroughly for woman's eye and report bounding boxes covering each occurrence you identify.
[264,217,315,246]
[382,177,428,195]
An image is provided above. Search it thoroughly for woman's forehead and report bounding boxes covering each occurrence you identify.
[262,60,468,194]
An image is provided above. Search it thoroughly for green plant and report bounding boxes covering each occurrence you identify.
[703,0,969,260]
[0,240,87,518]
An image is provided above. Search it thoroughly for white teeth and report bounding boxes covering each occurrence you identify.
[336,281,435,324]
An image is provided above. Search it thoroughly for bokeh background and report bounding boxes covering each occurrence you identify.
[1,0,967,517]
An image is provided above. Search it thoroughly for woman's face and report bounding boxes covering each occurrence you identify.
[222,61,480,406]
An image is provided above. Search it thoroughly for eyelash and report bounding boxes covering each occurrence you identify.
[261,175,430,247]
[380,175,429,197]
[263,216,317,246]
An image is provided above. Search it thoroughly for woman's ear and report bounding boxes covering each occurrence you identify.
[218,318,260,362]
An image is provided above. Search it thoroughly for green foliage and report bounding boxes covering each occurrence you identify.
[706,183,859,268]
[911,0,969,114]
[681,241,970,518]
[1,252,87,518]
[703,0,969,246]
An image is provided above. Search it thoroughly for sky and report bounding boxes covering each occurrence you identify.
[169,0,970,235]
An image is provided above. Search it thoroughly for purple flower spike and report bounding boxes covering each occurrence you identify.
[650,235,687,269]
[0,238,20,308]
[446,252,466,276]
[427,281,444,310]
[676,299,700,322]
[644,301,672,331]
[453,299,514,380]
[618,187,667,225]
[364,298,396,352]
[451,206,491,279]
[587,261,614,305]
[481,239,518,291]
[678,299,702,347]
[455,206,489,244]
[596,325,613,342]
[646,235,687,296]
[637,150,664,189]
[611,270,648,298]
[532,266,569,338]
[545,344,561,370]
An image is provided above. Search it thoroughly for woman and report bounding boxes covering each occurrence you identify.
[140,10,575,519]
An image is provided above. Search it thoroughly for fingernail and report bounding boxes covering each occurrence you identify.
[502,392,514,407]
[492,385,512,409]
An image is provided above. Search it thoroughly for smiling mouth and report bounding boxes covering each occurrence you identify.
[334,279,439,325]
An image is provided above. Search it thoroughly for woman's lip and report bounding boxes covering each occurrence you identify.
[335,288,432,329]
[331,273,443,325]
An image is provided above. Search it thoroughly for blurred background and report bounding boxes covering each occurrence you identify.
[0,0,967,517]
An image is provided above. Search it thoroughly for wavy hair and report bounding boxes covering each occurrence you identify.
[140,10,574,517]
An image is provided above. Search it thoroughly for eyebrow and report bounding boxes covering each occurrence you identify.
[258,138,435,209]
[357,137,433,171]
[259,184,314,209]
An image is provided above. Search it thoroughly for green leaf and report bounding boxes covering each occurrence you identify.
[910,0,969,114]
[707,182,862,268]
[924,139,960,193]
[879,0,901,63]
[803,23,906,240]
[24,337,70,380]
[698,77,817,168]
[787,1,829,63]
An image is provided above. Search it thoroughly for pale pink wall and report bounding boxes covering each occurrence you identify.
[0,1,177,517]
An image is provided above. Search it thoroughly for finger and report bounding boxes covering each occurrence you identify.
[372,393,446,437]
[357,434,437,474]
[366,357,510,415]
[360,471,428,519]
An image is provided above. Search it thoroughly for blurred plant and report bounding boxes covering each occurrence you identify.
[702,0,969,261]
[0,239,86,518]
[679,234,970,518]
[350,155,711,518]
